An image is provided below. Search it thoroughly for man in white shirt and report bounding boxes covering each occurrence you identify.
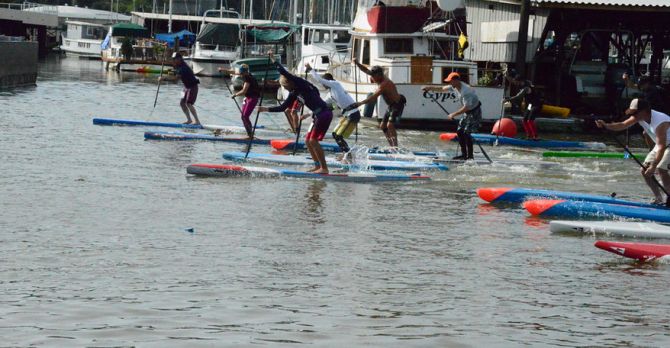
[305,63,361,152]
[596,98,670,204]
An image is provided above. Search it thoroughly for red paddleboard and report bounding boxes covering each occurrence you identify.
[594,241,670,262]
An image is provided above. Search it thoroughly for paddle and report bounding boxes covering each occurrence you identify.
[222,72,243,114]
[611,134,670,207]
[291,71,309,155]
[494,78,507,146]
[431,95,492,163]
[152,44,168,111]
[244,55,272,159]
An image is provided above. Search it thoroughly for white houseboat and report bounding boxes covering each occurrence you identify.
[60,20,106,58]
[189,9,243,76]
[330,0,504,127]
[295,23,351,74]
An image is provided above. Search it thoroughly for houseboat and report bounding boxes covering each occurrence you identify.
[60,21,107,58]
[329,0,504,128]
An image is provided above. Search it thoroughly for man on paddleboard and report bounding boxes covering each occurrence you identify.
[505,72,542,140]
[348,60,405,148]
[423,72,482,160]
[596,98,670,205]
[305,63,360,153]
[257,51,333,174]
[159,53,201,125]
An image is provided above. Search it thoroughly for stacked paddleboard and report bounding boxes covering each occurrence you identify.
[440,133,606,149]
[186,164,431,182]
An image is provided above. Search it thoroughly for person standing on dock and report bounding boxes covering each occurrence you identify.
[159,53,201,125]
[596,98,670,205]
[228,64,260,138]
[305,63,360,153]
[423,72,482,160]
[257,51,333,174]
[348,60,405,148]
[505,72,542,140]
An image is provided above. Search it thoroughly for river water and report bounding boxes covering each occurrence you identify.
[1,56,669,347]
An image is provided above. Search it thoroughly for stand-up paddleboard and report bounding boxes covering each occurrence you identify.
[594,240,670,262]
[270,139,342,152]
[186,164,431,182]
[93,118,263,132]
[144,131,271,145]
[542,151,645,160]
[222,151,449,171]
[524,199,670,223]
[477,187,658,209]
[440,133,606,149]
[550,220,670,238]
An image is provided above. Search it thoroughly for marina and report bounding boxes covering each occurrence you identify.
[3,0,670,346]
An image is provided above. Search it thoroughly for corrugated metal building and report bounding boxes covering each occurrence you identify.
[463,0,549,63]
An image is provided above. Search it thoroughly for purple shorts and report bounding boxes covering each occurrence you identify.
[181,85,198,105]
[305,109,333,141]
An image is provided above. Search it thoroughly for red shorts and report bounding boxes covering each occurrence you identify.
[288,99,303,112]
[181,85,198,105]
[305,109,333,141]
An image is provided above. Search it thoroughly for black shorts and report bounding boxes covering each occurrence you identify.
[382,95,406,125]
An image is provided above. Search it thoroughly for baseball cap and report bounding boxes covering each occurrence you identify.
[625,98,650,116]
[444,72,460,82]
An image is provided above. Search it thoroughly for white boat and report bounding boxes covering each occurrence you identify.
[189,9,242,77]
[328,0,504,125]
[60,20,106,58]
[295,23,351,75]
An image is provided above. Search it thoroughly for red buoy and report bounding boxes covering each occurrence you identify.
[491,118,517,137]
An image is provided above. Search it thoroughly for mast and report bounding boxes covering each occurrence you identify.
[168,0,173,33]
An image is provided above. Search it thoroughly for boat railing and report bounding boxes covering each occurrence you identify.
[0,2,59,14]
[197,43,238,52]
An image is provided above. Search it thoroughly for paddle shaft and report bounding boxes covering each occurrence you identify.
[495,79,506,145]
[612,134,670,204]
[223,74,243,114]
[432,96,492,163]
[244,56,272,159]
[291,71,309,155]
[153,45,168,109]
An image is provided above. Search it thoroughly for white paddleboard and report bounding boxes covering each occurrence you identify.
[550,220,670,238]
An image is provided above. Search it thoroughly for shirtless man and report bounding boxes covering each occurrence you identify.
[348,60,405,147]
[596,98,670,205]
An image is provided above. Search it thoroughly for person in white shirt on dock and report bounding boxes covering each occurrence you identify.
[305,63,361,153]
[596,98,670,205]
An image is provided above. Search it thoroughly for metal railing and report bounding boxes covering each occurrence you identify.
[0,2,58,14]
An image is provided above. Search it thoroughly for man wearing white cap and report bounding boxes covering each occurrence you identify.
[596,98,670,204]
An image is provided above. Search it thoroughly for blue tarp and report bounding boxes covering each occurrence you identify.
[155,30,196,48]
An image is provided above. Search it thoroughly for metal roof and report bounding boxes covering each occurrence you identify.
[534,0,670,7]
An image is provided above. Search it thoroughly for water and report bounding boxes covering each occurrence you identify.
[1,56,669,347]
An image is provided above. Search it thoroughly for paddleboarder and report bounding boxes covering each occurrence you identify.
[348,60,405,148]
[159,53,201,125]
[257,51,333,174]
[423,72,482,160]
[505,72,542,140]
[305,63,360,153]
[596,98,670,205]
[228,64,260,138]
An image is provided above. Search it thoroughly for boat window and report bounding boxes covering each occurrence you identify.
[362,39,370,65]
[430,40,454,59]
[304,29,310,45]
[384,38,413,54]
[352,38,359,60]
[333,31,350,44]
[311,30,331,43]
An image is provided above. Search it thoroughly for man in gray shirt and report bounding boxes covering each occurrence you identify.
[423,72,482,160]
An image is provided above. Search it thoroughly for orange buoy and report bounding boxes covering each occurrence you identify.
[491,118,517,138]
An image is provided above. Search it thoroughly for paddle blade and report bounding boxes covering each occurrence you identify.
[271,139,295,150]
[523,199,566,216]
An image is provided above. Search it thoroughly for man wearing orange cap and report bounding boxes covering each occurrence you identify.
[423,72,482,160]
[596,98,670,205]
[348,60,405,147]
